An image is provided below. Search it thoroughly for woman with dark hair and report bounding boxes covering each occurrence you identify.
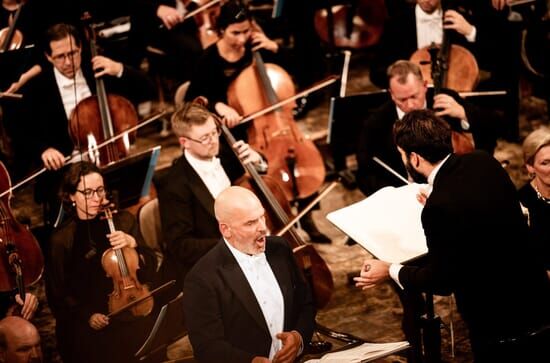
[184,0,279,128]
[45,161,157,363]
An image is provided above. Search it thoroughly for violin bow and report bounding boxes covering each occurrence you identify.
[275,180,340,237]
[0,110,168,198]
[236,75,339,126]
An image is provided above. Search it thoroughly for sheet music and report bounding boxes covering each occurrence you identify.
[304,341,410,363]
[326,184,428,263]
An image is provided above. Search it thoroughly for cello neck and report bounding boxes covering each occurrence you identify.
[252,51,280,108]
[88,34,116,142]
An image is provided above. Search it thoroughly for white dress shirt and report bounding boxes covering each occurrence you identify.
[185,149,231,198]
[53,68,92,120]
[225,239,285,360]
[415,4,476,50]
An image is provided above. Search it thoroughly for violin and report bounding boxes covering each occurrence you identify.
[227,49,326,202]
[313,0,386,49]
[0,0,24,52]
[100,205,153,319]
[206,98,334,309]
[0,161,43,315]
[69,17,138,166]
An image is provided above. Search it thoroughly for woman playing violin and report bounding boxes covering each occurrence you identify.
[185,0,279,128]
[45,161,157,363]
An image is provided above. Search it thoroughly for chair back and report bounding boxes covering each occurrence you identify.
[138,197,164,270]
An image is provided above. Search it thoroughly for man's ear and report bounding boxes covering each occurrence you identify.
[410,152,421,168]
[178,137,187,148]
[219,223,231,239]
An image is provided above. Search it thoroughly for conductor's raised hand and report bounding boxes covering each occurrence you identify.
[354,259,390,290]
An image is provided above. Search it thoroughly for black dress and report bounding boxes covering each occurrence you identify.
[46,210,157,363]
[518,182,550,271]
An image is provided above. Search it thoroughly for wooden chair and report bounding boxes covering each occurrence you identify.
[137,197,164,271]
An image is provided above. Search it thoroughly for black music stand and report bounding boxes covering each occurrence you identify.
[101,146,160,209]
[135,293,190,362]
[326,90,389,185]
[0,45,34,90]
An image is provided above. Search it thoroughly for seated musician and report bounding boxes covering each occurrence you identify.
[185,0,331,243]
[129,0,203,85]
[356,60,498,197]
[355,109,550,362]
[45,161,157,363]
[519,127,550,277]
[154,102,267,282]
[0,316,42,363]
[21,23,154,228]
[183,186,315,363]
[370,0,479,89]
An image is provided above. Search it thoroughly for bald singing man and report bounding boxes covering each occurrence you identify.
[0,316,42,363]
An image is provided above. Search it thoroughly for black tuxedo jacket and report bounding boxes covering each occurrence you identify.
[154,139,245,278]
[183,236,315,363]
[399,151,550,343]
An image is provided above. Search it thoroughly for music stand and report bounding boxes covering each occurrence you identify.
[326,90,389,173]
[135,293,189,362]
[101,146,160,209]
[0,45,35,90]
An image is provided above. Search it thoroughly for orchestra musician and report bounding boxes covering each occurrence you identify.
[129,0,203,85]
[21,23,154,228]
[0,316,42,363]
[356,60,498,197]
[355,109,550,362]
[183,186,315,363]
[185,0,331,243]
[45,161,157,363]
[370,0,479,89]
[520,126,550,276]
[154,102,268,282]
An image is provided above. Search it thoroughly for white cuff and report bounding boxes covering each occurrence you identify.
[465,26,476,42]
[116,65,124,78]
[389,263,404,289]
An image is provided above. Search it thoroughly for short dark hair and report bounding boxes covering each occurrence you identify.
[59,161,102,205]
[393,109,453,163]
[215,0,251,33]
[44,23,81,55]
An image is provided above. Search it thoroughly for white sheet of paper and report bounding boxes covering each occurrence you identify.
[304,341,410,362]
[326,184,428,263]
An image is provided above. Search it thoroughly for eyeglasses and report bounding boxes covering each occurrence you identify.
[51,49,80,63]
[77,186,106,199]
[184,127,221,145]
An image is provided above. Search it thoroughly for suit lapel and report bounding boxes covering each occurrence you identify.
[266,242,293,329]
[217,243,270,333]
[178,155,216,218]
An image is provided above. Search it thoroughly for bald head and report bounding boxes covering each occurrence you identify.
[215,186,267,255]
[215,186,262,223]
[0,317,42,363]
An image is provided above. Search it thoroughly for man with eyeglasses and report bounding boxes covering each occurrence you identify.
[21,23,154,228]
[155,102,267,283]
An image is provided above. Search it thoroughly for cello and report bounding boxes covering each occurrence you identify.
[0,161,43,316]
[0,0,24,52]
[205,97,334,309]
[409,1,478,154]
[227,49,326,202]
[69,18,138,166]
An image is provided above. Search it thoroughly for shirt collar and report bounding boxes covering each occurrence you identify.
[427,153,451,186]
[395,100,428,120]
[415,4,442,23]
[224,238,266,264]
[184,149,221,172]
[54,67,86,89]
